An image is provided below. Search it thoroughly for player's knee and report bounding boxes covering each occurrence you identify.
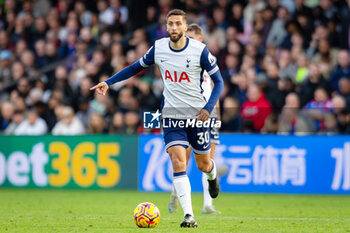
[196,160,212,173]
[172,159,186,171]
[169,153,186,171]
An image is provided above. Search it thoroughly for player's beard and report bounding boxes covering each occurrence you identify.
[169,31,183,43]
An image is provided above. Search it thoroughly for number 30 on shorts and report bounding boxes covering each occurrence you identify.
[197,131,210,145]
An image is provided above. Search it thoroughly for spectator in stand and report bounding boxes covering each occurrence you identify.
[0,102,14,131]
[79,27,97,50]
[136,80,160,111]
[328,50,350,92]
[278,93,315,135]
[294,0,313,17]
[52,106,85,135]
[88,112,106,134]
[295,53,309,84]
[27,87,44,108]
[266,5,289,48]
[212,6,228,30]
[109,111,125,134]
[338,78,350,112]
[58,31,77,58]
[91,49,113,77]
[16,77,32,101]
[9,61,25,85]
[43,41,61,80]
[294,12,312,49]
[308,39,338,69]
[109,0,129,25]
[222,54,240,81]
[74,0,93,27]
[319,113,338,134]
[290,33,305,64]
[220,97,242,132]
[336,109,350,134]
[204,17,226,50]
[97,0,115,27]
[14,109,48,135]
[231,72,248,106]
[0,50,12,88]
[278,49,297,80]
[73,77,94,108]
[263,61,286,111]
[5,110,24,135]
[243,0,266,40]
[332,95,346,117]
[124,111,139,135]
[303,87,333,131]
[261,112,279,134]
[240,83,272,132]
[15,39,28,60]
[90,91,110,116]
[254,6,274,45]
[53,65,74,104]
[34,39,46,68]
[297,63,330,107]
[229,3,244,32]
[76,96,93,128]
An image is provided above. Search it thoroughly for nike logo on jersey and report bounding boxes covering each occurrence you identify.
[203,144,210,149]
[160,59,168,62]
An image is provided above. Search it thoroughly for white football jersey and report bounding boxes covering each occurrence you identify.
[201,70,212,102]
[139,37,219,119]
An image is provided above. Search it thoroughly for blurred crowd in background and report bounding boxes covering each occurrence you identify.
[0,0,350,135]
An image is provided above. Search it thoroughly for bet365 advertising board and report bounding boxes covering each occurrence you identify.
[0,135,137,189]
[138,134,350,194]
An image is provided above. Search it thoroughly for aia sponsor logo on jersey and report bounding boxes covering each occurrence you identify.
[165,70,190,82]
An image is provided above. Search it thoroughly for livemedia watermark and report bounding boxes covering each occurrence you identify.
[143,109,221,129]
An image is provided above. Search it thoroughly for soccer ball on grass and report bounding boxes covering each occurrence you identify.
[133,202,160,228]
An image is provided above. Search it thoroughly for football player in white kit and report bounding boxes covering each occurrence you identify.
[168,23,222,215]
[90,9,224,228]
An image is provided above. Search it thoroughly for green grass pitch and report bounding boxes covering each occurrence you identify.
[1,188,350,232]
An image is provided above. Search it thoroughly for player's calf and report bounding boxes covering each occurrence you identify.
[195,156,213,173]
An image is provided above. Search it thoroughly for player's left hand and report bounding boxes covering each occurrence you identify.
[196,109,210,122]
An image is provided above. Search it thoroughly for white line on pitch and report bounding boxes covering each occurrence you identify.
[201,216,350,221]
[81,215,350,222]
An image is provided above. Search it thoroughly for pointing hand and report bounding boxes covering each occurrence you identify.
[90,82,109,95]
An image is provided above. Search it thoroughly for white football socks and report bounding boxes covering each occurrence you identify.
[173,173,193,217]
[170,183,177,197]
[202,172,213,207]
[205,159,217,181]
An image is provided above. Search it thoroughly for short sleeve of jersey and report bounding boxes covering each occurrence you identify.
[139,45,155,68]
[200,47,219,76]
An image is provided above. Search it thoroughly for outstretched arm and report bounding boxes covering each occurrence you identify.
[90,61,145,95]
[90,45,155,95]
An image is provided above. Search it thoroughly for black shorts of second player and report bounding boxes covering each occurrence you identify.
[163,118,211,155]
[210,126,220,144]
